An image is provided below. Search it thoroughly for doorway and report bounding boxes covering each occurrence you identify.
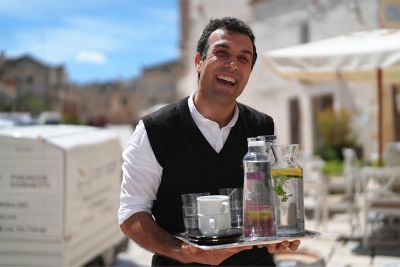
[289,98,301,145]
[312,94,334,150]
[392,84,400,141]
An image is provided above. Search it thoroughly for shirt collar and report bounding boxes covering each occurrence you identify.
[188,91,239,129]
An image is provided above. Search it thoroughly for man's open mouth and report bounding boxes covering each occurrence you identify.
[216,74,237,86]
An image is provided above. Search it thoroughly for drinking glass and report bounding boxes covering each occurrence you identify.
[219,188,243,228]
[181,192,209,234]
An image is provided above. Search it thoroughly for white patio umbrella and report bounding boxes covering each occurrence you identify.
[263,29,400,163]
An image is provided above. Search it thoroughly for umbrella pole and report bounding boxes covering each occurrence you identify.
[377,68,383,166]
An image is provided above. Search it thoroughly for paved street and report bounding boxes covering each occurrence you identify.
[301,214,400,267]
[113,240,153,267]
[112,213,400,267]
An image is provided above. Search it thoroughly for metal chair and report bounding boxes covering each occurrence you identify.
[301,157,328,229]
[360,166,400,247]
[341,148,362,236]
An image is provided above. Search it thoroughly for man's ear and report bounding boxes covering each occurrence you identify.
[195,52,202,73]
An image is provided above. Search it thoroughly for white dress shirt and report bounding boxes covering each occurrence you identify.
[118,92,239,224]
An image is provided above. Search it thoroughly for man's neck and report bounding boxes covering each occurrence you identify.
[193,92,236,128]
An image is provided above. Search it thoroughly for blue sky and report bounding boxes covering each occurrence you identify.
[0,0,179,84]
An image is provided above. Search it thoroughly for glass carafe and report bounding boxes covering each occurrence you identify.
[270,144,304,236]
[242,137,275,240]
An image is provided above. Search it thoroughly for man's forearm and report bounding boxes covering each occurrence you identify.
[120,211,281,265]
[120,212,184,262]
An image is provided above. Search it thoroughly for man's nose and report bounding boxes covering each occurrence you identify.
[224,57,239,70]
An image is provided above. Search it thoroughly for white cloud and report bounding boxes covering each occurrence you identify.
[8,14,177,65]
[76,50,106,64]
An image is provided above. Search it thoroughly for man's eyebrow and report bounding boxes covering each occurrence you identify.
[214,43,253,56]
[214,43,230,49]
[241,49,253,57]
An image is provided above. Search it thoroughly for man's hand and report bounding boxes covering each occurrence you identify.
[122,213,300,265]
[264,240,301,254]
[179,244,253,265]
[179,240,300,265]
[121,212,253,265]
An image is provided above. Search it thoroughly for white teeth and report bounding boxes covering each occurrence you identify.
[217,74,236,84]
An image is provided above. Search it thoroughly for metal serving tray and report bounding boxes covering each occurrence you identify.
[175,229,320,250]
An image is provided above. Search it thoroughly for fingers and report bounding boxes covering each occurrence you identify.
[289,240,301,251]
[266,244,277,254]
[266,240,300,254]
[182,243,200,254]
[277,241,289,253]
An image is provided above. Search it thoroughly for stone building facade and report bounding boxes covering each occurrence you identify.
[136,60,180,113]
[0,78,17,111]
[60,80,138,126]
[0,52,139,125]
[178,0,399,159]
[0,53,67,113]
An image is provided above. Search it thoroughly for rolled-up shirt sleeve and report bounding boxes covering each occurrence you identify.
[118,120,162,225]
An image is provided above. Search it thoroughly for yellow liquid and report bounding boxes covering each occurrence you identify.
[271,168,302,178]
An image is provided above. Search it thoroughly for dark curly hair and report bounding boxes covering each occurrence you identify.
[196,17,257,69]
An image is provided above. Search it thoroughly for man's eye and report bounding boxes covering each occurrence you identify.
[216,51,228,57]
[239,56,250,63]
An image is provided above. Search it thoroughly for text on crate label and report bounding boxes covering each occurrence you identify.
[0,201,29,208]
[0,225,47,234]
[0,213,17,220]
[10,174,50,188]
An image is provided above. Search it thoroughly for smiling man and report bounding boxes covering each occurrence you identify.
[194,27,253,127]
[119,17,300,266]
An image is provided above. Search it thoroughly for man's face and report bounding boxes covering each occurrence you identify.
[195,29,253,104]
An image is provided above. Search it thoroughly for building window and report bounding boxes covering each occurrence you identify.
[289,98,301,144]
[380,0,400,28]
[300,22,309,44]
[26,75,33,84]
[392,84,400,141]
[120,96,128,107]
[312,94,333,150]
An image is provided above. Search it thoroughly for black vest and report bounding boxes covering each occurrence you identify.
[143,97,275,266]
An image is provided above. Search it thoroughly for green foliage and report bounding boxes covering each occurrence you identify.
[322,160,344,176]
[272,174,293,202]
[0,95,13,111]
[318,108,354,147]
[370,159,382,167]
[25,96,44,115]
[316,144,340,161]
[317,108,355,160]
[62,112,83,125]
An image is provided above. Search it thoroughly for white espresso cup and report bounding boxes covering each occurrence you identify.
[197,195,231,236]
[198,214,231,237]
[197,195,230,215]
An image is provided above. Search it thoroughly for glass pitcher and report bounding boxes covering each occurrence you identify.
[270,143,305,236]
[242,137,275,240]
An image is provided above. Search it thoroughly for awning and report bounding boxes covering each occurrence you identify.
[263,29,400,163]
[264,29,400,81]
